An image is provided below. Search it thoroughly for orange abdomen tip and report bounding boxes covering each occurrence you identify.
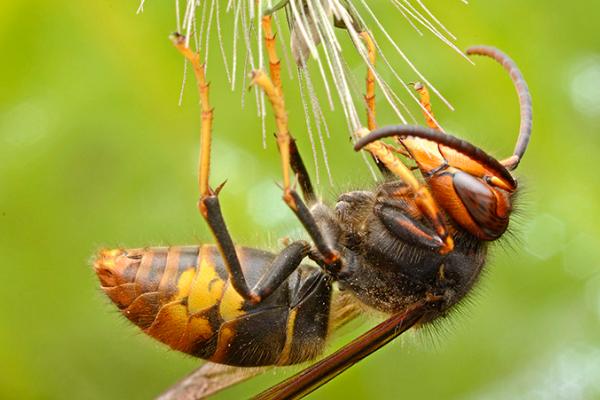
[94,248,147,310]
[94,248,142,287]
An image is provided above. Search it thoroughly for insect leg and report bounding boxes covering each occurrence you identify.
[251,240,311,301]
[170,33,213,199]
[354,128,454,254]
[411,81,442,130]
[374,196,448,250]
[252,70,342,269]
[262,15,315,202]
[359,30,395,177]
[256,17,341,269]
[172,34,316,304]
[171,34,256,302]
[362,31,377,131]
[289,137,315,203]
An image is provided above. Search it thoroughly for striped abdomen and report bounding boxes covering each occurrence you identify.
[94,245,332,366]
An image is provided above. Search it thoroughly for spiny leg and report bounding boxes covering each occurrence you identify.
[374,189,449,250]
[203,189,313,301]
[412,81,442,130]
[255,16,341,268]
[361,31,377,132]
[262,15,283,97]
[170,33,213,198]
[262,14,315,202]
[171,33,253,301]
[354,128,453,253]
[252,69,341,268]
[251,241,311,300]
[171,34,311,303]
[359,30,396,177]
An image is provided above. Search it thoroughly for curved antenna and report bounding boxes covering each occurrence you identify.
[354,125,516,186]
[465,45,532,170]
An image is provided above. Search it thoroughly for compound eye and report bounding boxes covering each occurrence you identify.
[453,171,510,240]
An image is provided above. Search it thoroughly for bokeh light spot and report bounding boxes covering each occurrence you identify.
[569,54,600,117]
[470,344,600,400]
[523,213,566,261]
[584,275,600,322]
[1,100,50,147]
[246,180,292,229]
[211,139,260,195]
[562,233,600,280]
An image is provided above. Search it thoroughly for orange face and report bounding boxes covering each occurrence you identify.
[400,136,517,241]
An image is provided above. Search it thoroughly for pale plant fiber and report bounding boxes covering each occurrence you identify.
[138,0,467,184]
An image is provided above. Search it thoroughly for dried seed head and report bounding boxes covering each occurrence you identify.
[138,0,469,183]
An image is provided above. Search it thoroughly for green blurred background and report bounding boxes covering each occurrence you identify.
[1,0,599,399]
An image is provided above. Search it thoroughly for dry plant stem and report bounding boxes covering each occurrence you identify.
[355,128,453,253]
[157,363,266,400]
[360,31,377,131]
[254,299,431,400]
[171,34,214,198]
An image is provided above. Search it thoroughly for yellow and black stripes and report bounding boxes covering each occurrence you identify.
[94,245,332,367]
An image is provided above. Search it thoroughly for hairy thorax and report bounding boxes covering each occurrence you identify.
[333,183,488,318]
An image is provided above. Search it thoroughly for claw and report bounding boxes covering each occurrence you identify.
[215,180,228,195]
[169,32,185,45]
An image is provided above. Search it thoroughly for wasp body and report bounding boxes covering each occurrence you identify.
[95,171,494,365]
[95,23,532,399]
[96,245,331,366]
